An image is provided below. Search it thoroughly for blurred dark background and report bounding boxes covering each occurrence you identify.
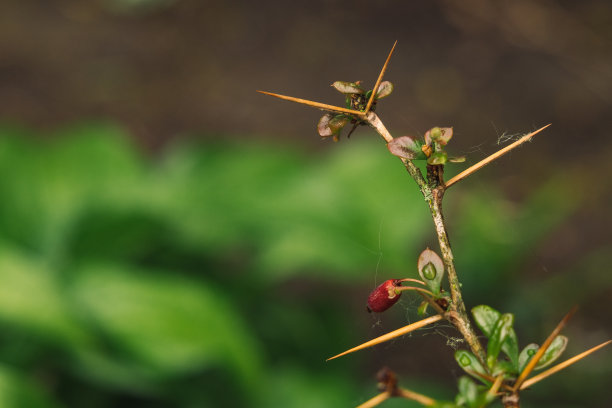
[0,0,610,407]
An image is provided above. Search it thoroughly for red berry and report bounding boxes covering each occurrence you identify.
[367,279,402,313]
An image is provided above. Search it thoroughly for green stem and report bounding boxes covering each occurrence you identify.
[366,112,487,366]
[428,187,487,365]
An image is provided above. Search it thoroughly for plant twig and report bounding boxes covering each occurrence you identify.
[364,111,393,143]
[513,306,577,391]
[364,112,428,192]
[520,339,612,390]
[415,292,445,315]
[428,195,488,366]
[364,110,487,366]
[398,278,427,286]
[395,286,435,297]
[364,40,397,114]
[326,314,443,361]
[445,124,551,189]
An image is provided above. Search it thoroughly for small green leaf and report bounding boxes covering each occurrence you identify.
[422,262,437,279]
[472,305,501,337]
[331,81,364,94]
[473,306,519,371]
[456,376,487,408]
[491,360,514,377]
[518,344,539,374]
[417,248,444,295]
[417,300,429,316]
[427,151,448,165]
[455,350,488,383]
[486,313,514,369]
[503,328,520,373]
[535,335,568,370]
[375,81,394,99]
[456,376,477,407]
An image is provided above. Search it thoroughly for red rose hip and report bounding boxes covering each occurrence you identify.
[367,279,402,313]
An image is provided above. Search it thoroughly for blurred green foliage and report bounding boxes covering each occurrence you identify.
[0,123,608,407]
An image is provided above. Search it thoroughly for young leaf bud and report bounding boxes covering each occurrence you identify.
[425,127,453,146]
[367,279,402,313]
[418,248,445,295]
[427,151,448,165]
[421,262,437,280]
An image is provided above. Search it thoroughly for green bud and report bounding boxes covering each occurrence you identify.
[422,262,437,280]
[417,248,445,295]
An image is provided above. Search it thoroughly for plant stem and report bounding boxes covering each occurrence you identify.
[426,184,487,365]
[395,286,435,297]
[366,112,487,366]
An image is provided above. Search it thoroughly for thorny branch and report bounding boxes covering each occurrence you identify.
[366,111,487,365]
[259,41,609,408]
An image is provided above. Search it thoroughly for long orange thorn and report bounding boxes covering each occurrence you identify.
[327,314,443,361]
[364,41,397,114]
[355,391,390,408]
[445,124,551,189]
[256,90,363,116]
[513,306,577,391]
[520,340,611,390]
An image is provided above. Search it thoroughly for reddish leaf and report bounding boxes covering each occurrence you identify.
[425,127,453,146]
[387,136,420,159]
[317,114,334,137]
[317,114,350,139]
[375,81,394,99]
[332,81,364,94]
